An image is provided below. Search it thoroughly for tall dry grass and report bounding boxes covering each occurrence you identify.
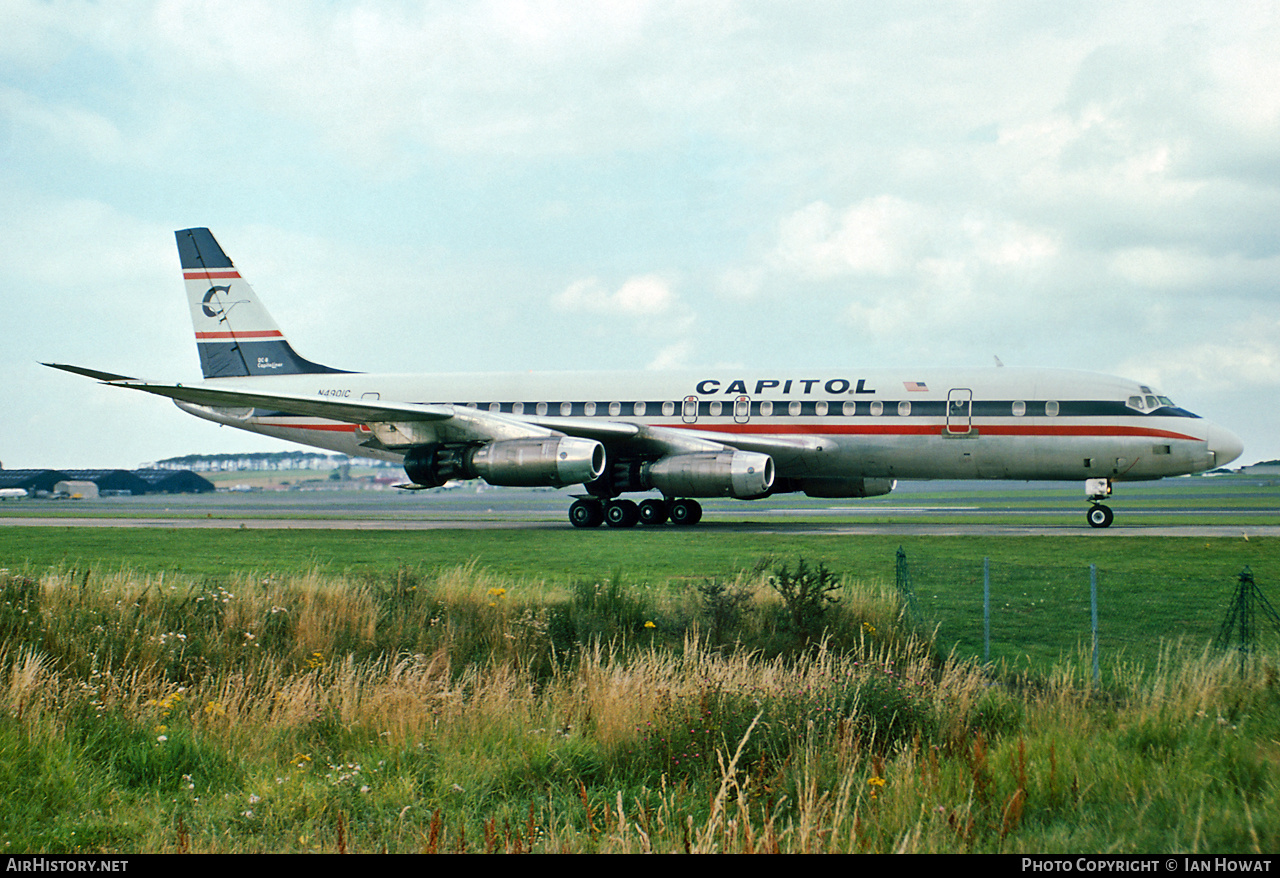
[0,562,1275,853]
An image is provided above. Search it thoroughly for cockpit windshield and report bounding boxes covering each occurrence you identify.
[1125,390,1176,412]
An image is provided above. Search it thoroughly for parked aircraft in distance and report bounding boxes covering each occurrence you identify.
[47,228,1243,528]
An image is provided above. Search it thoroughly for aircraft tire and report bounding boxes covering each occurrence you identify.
[605,499,640,528]
[569,499,604,528]
[638,498,669,525]
[1086,504,1114,528]
[669,498,703,526]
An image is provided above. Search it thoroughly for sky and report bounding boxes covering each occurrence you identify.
[2,0,1277,470]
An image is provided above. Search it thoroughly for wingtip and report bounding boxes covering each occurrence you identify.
[43,362,140,382]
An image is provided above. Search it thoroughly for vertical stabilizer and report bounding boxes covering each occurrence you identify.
[176,228,348,378]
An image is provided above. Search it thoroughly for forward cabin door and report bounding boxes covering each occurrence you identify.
[946,388,973,435]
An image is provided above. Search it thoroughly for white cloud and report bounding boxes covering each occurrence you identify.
[554,275,678,317]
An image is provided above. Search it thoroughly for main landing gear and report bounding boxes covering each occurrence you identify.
[1085,478,1114,529]
[568,497,703,528]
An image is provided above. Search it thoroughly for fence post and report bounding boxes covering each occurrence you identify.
[894,546,920,623]
[983,557,990,662]
[1090,564,1099,685]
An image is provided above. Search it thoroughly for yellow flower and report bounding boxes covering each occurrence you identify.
[487,587,507,598]
[644,621,656,629]
[204,701,226,717]
[868,776,886,788]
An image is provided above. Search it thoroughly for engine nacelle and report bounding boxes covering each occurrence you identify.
[404,437,605,488]
[797,477,896,498]
[642,451,774,499]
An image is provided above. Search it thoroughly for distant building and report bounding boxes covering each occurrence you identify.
[0,468,213,497]
[133,469,215,493]
[53,480,99,499]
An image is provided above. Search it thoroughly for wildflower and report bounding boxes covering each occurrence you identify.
[644,621,656,629]
[204,701,226,717]
[157,735,168,743]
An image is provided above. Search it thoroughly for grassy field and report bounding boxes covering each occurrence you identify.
[2,527,1276,671]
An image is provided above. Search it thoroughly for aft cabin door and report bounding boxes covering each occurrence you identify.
[946,388,973,434]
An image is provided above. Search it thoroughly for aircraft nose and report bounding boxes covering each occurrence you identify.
[1207,423,1244,469]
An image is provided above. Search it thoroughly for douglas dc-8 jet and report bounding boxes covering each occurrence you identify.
[48,228,1243,529]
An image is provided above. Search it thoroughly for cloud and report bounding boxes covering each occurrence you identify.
[554,275,678,318]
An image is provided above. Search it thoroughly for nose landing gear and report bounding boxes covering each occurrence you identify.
[1085,478,1114,528]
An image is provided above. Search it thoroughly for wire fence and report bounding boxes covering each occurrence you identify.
[893,548,1280,679]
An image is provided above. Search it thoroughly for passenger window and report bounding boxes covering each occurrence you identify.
[609,401,621,416]
[633,401,646,416]
[560,401,572,416]
[662,401,675,417]
[536,402,548,416]
[842,401,856,416]
[709,401,723,417]
[1045,400,1059,417]
[512,402,524,414]
[760,400,773,416]
[1012,400,1026,417]
[584,401,596,416]
[815,401,828,416]
[789,400,801,416]
[489,402,501,412]
[870,401,883,416]
[898,400,911,416]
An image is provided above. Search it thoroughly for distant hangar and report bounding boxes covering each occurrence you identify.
[0,468,214,498]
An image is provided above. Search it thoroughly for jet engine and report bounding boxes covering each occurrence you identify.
[404,437,605,488]
[641,451,774,499]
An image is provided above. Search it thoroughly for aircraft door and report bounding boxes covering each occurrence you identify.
[947,388,973,434]
[734,396,751,424]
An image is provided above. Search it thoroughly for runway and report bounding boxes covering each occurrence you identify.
[2,514,1276,538]
[2,477,1276,537]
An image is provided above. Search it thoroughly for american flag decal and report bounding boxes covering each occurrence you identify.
[904,381,929,392]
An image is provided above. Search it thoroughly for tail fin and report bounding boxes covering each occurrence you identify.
[176,228,349,378]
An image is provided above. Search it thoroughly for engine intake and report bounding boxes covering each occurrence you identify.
[404,437,605,488]
[642,451,774,499]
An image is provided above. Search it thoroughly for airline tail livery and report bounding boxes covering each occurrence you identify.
[47,228,1244,528]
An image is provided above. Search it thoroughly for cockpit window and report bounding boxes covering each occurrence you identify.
[1127,393,1176,413]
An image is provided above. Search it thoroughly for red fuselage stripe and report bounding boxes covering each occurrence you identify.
[195,331,285,340]
[670,422,1201,441]
[259,420,1200,442]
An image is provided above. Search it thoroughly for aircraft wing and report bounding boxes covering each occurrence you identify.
[44,363,140,383]
[44,366,634,449]
[47,363,820,465]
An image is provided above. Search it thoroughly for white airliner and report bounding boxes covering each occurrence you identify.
[47,227,1243,529]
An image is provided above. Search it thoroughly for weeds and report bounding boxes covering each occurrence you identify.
[0,563,1275,853]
